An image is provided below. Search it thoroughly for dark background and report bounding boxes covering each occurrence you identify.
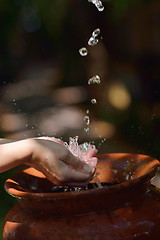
[0,0,160,236]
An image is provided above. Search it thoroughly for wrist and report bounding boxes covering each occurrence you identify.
[0,139,35,173]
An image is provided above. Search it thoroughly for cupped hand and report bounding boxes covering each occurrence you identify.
[30,138,97,187]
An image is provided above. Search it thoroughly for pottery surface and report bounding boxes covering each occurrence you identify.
[3,153,160,240]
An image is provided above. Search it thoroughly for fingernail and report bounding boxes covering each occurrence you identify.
[83,164,94,174]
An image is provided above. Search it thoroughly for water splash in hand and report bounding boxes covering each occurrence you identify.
[64,136,97,167]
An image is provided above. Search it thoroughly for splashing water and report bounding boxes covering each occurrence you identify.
[38,136,114,190]
[37,136,97,167]
[64,137,108,189]
[64,136,97,167]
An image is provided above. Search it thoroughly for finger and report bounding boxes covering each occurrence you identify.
[66,173,94,187]
[61,168,94,186]
[81,148,98,161]
[61,150,95,174]
[87,157,98,168]
[36,136,65,146]
[54,160,94,184]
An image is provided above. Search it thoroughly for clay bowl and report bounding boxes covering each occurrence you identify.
[4,153,160,216]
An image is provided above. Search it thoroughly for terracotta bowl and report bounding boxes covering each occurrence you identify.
[4,153,160,216]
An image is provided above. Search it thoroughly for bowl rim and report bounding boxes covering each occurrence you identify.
[4,153,160,200]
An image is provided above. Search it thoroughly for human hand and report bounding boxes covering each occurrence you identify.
[30,137,97,187]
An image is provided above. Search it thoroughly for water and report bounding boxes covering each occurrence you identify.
[63,136,114,190]
[91,98,97,104]
[51,182,115,193]
[88,75,101,85]
[64,136,96,165]
[86,109,90,114]
[92,28,100,38]
[64,0,104,190]
[84,116,90,125]
[88,0,104,11]
[88,37,99,46]
[84,127,90,133]
[79,2,104,133]
[88,29,101,46]
[79,47,88,56]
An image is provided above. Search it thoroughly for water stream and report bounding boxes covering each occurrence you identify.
[64,0,106,190]
[79,1,104,137]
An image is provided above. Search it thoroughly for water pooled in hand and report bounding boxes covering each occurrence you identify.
[64,136,95,163]
[79,47,88,56]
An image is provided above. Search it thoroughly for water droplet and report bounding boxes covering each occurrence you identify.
[84,116,90,125]
[88,75,101,85]
[13,99,17,105]
[86,109,90,114]
[64,142,69,149]
[88,0,104,12]
[96,1,104,11]
[79,47,88,56]
[91,98,97,104]
[126,174,129,181]
[80,143,88,153]
[88,37,98,46]
[97,4,104,11]
[84,127,90,133]
[92,28,100,38]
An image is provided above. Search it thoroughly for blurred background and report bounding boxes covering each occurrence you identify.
[0,0,160,235]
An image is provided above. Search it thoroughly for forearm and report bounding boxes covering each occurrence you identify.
[0,139,34,173]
